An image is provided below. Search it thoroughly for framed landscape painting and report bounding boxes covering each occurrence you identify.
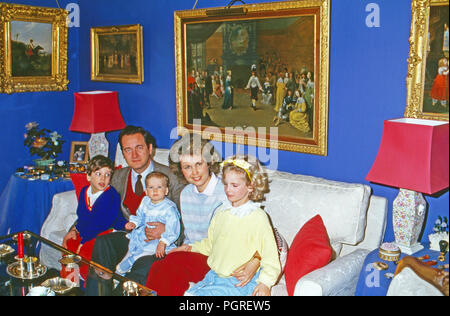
[0,3,68,94]
[91,24,144,84]
[175,0,330,155]
[405,0,449,121]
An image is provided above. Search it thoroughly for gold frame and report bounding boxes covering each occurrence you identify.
[0,3,69,94]
[174,0,330,155]
[70,141,89,164]
[405,0,449,121]
[91,24,144,84]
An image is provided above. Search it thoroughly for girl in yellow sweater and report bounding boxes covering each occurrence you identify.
[177,155,281,296]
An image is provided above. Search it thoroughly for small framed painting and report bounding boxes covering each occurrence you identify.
[91,24,144,84]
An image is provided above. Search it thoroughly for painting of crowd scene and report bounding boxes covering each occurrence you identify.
[184,15,317,140]
[98,33,138,76]
[422,5,449,115]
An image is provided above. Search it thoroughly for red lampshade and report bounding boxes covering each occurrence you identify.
[366,118,449,195]
[70,91,126,133]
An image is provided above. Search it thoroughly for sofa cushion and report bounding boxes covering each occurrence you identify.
[263,171,371,246]
[284,215,332,296]
[70,173,89,199]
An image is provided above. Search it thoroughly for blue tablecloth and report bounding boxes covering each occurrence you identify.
[355,246,449,296]
[0,174,74,236]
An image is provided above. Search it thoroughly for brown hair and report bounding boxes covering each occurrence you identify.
[169,133,221,183]
[87,155,114,175]
[118,125,156,151]
[221,155,270,202]
[145,171,169,187]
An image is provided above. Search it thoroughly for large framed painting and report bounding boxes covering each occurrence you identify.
[405,0,449,121]
[0,3,69,94]
[175,0,330,155]
[91,24,144,84]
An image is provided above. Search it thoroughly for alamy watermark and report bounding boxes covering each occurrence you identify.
[169,119,280,172]
[66,3,80,28]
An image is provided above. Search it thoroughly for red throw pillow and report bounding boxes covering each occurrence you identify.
[284,215,332,296]
[70,173,89,199]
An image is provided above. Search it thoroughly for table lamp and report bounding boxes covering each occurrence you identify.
[70,91,126,158]
[366,118,449,255]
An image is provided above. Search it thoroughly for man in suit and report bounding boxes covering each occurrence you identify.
[85,125,185,295]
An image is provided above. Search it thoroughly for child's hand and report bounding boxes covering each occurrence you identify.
[156,241,166,258]
[125,222,136,230]
[232,256,260,287]
[168,244,192,254]
[252,283,271,296]
[62,228,78,249]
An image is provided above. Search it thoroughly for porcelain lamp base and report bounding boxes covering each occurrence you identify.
[88,132,109,158]
[393,189,426,255]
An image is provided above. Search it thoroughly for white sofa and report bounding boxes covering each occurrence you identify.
[40,148,388,296]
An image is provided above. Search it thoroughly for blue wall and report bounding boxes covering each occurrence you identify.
[1,0,448,244]
[0,0,85,191]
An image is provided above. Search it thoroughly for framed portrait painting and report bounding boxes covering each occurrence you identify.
[405,0,449,121]
[0,3,69,94]
[175,0,330,155]
[91,24,144,84]
[70,141,89,164]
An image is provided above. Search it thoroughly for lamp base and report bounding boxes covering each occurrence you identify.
[396,242,424,255]
[88,132,109,158]
[393,189,427,256]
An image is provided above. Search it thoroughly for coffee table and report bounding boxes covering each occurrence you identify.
[0,230,156,296]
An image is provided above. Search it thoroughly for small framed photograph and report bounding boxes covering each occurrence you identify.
[70,141,89,164]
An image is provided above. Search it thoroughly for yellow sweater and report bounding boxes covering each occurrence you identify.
[191,205,281,288]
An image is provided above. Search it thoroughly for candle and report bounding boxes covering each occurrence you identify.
[17,232,24,259]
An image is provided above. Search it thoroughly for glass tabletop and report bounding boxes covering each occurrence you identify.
[0,231,156,296]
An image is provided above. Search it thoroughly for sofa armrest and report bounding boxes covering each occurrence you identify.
[294,248,370,296]
[40,190,78,240]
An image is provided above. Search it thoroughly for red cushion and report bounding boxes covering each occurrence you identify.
[70,173,89,199]
[284,215,332,296]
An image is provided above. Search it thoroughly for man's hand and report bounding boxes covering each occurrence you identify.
[62,228,77,249]
[144,222,165,242]
[231,257,260,288]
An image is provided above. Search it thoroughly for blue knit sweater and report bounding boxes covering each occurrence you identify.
[75,185,126,243]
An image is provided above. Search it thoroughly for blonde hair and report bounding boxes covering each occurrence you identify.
[145,171,169,187]
[221,155,270,202]
[438,57,448,67]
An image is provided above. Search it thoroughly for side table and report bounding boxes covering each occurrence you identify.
[0,174,74,236]
[355,246,449,296]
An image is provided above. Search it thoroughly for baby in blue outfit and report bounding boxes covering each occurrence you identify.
[116,172,181,276]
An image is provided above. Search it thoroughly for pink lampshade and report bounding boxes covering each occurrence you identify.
[70,91,126,133]
[366,118,449,195]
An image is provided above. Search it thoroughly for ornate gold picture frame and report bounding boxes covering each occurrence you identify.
[405,0,449,121]
[91,24,144,84]
[0,3,69,94]
[175,0,330,155]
